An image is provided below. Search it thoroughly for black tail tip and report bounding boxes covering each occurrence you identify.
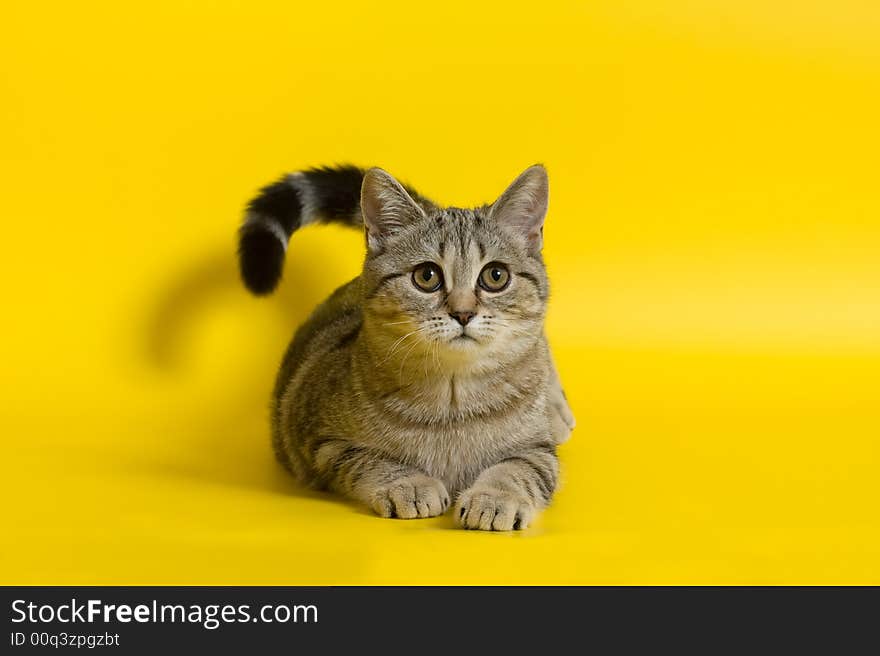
[238,229,285,295]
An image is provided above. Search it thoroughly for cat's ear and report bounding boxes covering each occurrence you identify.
[489,164,549,253]
[361,168,425,251]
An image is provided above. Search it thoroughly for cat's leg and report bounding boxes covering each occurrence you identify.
[313,439,450,519]
[455,443,559,531]
[548,355,575,444]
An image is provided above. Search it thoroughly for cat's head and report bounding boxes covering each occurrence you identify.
[360,165,550,375]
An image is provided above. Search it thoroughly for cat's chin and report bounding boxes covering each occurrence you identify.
[433,334,485,366]
[448,334,480,346]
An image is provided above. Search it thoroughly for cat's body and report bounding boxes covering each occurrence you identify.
[239,165,574,530]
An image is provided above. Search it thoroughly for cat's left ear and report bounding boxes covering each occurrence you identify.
[489,164,549,253]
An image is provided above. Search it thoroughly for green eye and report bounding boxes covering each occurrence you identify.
[478,262,510,292]
[412,262,444,292]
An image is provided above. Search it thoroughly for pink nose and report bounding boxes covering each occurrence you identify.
[449,311,476,326]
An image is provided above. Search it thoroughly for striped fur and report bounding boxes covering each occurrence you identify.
[238,166,427,294]
[240,164,575,530]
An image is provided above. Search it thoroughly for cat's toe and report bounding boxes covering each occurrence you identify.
[455,488,534,531]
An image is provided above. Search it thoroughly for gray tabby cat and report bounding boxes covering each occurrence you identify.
[238,164,575,530]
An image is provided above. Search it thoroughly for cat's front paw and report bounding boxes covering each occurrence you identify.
[369,474,450,519]
[455,487,536,531]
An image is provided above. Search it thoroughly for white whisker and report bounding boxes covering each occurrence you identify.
[381,326,426,364]
[397,337,423,382]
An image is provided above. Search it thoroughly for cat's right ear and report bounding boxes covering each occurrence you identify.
[361,168,425,251]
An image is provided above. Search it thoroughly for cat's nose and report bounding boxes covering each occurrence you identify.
[449,310,476,326]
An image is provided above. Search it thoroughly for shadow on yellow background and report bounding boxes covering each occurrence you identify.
[2,1,879,583]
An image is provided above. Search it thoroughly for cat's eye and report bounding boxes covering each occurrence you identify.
[478,262,510,292]
[412,262,444,292]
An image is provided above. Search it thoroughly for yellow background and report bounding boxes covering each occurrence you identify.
[2,1,879,584]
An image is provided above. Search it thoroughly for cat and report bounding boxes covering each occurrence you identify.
[238,164,575,530]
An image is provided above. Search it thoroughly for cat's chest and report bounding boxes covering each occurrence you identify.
[362,376,548,491]
[381,374,535,423]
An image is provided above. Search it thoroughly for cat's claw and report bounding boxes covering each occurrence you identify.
[369,474,449,519]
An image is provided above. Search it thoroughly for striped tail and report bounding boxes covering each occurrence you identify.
[238,165,368,295]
